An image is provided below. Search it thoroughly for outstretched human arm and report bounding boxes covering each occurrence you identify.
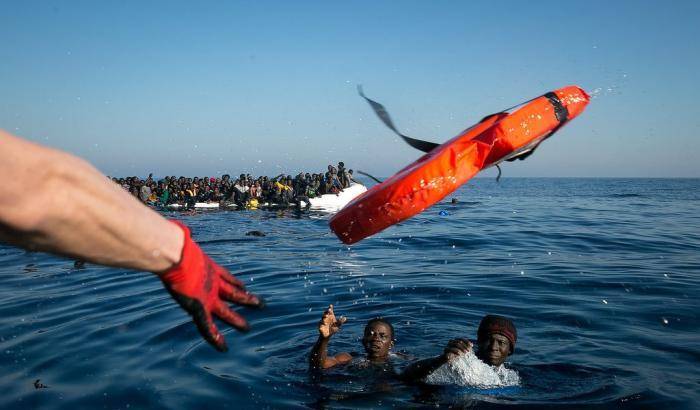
[400,338,472,383]
[309,305,351,370]
[0,130,263,351]
[0,130,185,270]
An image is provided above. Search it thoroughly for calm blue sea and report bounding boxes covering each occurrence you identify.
[1,178,698,409]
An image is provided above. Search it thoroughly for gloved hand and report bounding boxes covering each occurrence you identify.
[158,220,263,351]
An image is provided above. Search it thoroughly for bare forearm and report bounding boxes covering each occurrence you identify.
[0,130,183,272]
[309,336,330,370]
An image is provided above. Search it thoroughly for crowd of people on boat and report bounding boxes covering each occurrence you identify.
[110,162,359,208]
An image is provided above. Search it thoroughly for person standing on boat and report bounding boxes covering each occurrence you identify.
[337,161,349,188]
[400,315,517,383]
[309,305,395,370]
[330,168,343,192]
[347,170,361,185]
[0,130,264,352]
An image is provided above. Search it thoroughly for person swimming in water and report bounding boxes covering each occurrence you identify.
[309,305,395,370]
[401,314,517,383]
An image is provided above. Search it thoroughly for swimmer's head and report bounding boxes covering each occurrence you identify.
[476,315,517,366]
[362,318,394,360]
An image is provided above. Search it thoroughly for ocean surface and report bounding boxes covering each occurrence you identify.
[1,178,698,409]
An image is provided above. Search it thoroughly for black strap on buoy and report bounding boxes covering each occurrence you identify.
[544,92,569,123]
[503,91,570,164]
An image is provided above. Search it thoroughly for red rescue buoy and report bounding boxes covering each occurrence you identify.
[330,85,590,244]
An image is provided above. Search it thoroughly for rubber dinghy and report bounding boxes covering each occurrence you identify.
[301,183,368,212]
[330,85,590,244]
[167,202,220,209]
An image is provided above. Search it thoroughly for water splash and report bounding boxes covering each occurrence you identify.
[425,351,520,388]
[589,73,628,100]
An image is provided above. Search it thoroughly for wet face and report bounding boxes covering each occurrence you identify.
[362,322,393,361]
[477,333,511,366]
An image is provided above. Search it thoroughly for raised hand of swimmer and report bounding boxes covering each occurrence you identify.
[318,304,346,339]
[158,220,264,352]
[442,338,472,362]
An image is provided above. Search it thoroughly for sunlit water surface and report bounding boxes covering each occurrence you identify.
[1,178,698,409]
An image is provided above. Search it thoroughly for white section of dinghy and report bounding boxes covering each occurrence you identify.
[308,183,367,212]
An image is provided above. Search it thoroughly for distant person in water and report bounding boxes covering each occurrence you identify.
[401,315,517,383]
[309,305,395,370]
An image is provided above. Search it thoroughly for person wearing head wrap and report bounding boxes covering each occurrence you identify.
[400,314,517,383]
[477,314,517,357]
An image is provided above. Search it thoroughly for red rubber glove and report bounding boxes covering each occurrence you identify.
[158,220,263,352]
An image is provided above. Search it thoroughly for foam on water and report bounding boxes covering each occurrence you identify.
[425,351,520,388]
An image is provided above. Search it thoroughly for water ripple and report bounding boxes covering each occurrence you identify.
[1,178,699,408]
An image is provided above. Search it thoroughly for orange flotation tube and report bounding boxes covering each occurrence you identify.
[330,85,590,244]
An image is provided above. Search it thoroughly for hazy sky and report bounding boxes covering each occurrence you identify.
[2,1,699,177]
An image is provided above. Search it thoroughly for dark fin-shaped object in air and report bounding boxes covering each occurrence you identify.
[356,170,383,184]
[496,164,502,182]
[357,85,440,153]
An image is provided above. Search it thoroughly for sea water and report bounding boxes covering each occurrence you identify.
[0,178,698,409]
